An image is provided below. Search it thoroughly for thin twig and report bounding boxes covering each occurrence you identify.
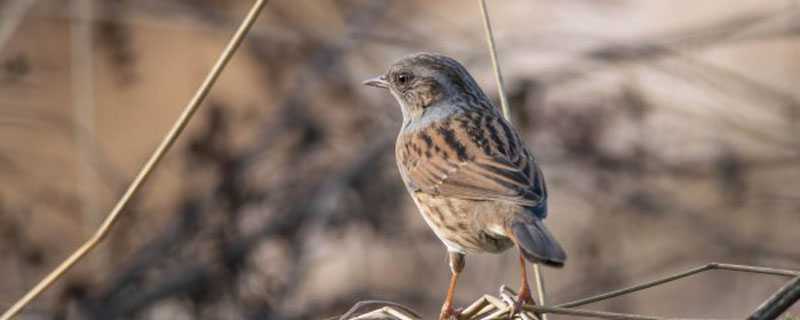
[524,305,686,320]
[478,0,511,121]
[350,307,418,320]
[0,1,270,319]
[747,276,800,320]
[338,300,421,320]
[556,263,800,308]
[712,263,799,277]
[461,295,491,318]
[532,264,547,318]
[500,286,538,320]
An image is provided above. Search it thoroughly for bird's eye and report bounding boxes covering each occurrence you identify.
[396,73,412,86]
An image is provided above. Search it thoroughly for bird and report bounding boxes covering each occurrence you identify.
[363,52,566,320]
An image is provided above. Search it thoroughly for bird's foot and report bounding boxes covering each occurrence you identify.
[439,304,462,320]
[508,290,536,319]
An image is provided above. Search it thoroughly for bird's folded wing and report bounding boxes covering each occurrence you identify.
[406,150,544,207]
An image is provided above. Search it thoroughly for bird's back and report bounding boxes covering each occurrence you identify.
[396,109,548,216]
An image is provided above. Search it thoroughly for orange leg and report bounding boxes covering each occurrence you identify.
[517,250,534,305]
[440,252,464,320]
[511,246,536,318]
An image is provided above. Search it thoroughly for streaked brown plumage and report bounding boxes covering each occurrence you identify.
[364,53,566,320]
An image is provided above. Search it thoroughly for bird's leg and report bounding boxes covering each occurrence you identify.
[517,251,534,305]
[511,247,536,318]
[440,252,465,320]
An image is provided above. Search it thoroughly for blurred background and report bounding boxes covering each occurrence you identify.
[0,0,798,319]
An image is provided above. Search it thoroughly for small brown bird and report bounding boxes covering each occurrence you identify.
[364,53,566,320]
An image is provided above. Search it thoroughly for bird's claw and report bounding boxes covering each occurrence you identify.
[439,305,463,320]
[508,292,536,320]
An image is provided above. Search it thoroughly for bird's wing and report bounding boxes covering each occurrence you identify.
[399,114,546,209]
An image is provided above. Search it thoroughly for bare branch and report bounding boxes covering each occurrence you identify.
[557,263,799,309]
[747,276,800,320]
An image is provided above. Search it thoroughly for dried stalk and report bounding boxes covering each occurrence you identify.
[747,276,800,320]
[556,263,799,309]
[478,0,511,121]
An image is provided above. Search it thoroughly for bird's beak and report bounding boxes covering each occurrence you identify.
[362,75,389,89]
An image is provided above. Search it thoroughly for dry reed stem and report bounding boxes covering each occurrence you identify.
[0,1,270,319]
[478,0,511,122]
[748,276,800,320]
[556,263,799,308]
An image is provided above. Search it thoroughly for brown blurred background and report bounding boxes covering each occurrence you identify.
[0,0,798,319]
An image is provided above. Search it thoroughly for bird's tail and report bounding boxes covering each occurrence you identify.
[510,218,566,268]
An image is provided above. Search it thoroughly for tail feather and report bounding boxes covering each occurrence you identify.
[510,219,566,268]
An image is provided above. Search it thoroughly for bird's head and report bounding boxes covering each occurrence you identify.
[364,52,493,122]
